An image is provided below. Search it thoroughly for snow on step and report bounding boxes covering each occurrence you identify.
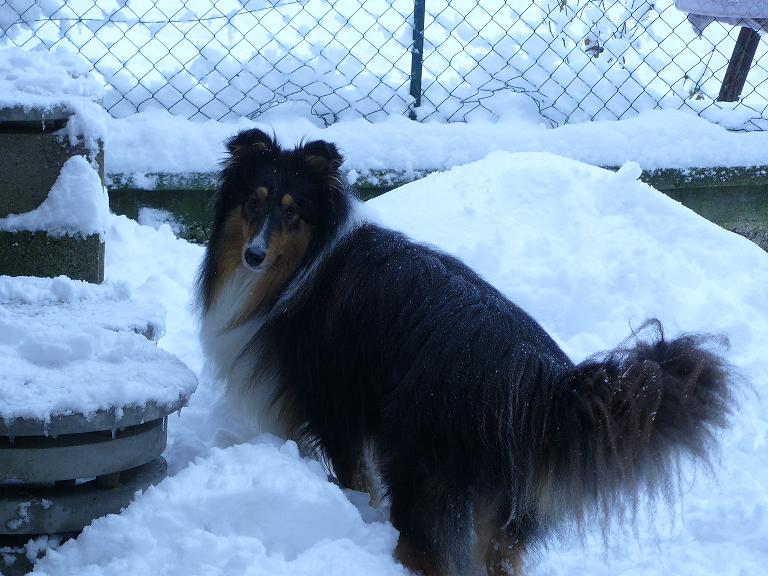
[0,274,196,424]
[1,275,165,340]
[0,47,106,150]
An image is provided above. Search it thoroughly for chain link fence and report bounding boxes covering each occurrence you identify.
[1,0,766,129]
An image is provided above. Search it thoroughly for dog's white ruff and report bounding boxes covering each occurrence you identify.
[199,199,366,437]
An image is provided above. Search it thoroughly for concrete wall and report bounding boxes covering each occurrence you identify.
[106,167,768,252]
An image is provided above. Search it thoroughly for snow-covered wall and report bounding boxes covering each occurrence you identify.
[103,108,768,179]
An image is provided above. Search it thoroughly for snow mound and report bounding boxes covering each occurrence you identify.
[0,156,109,237]
[32,439,406,576]
[369,152,768,361]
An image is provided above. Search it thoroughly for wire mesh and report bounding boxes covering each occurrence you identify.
[0,0,765,129]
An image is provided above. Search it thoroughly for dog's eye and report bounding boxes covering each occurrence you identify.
[245,197,258,212]
[285,205,297,218]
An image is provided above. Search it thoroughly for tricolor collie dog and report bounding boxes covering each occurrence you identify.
[197,128,733,575]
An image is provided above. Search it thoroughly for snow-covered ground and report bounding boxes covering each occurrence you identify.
[17,151,768,576]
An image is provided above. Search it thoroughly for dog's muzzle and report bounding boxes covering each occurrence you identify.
[243,246,266,269]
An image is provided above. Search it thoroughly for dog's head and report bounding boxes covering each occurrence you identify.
[201,129,348,315]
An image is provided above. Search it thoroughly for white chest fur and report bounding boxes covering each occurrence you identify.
[199,268,285,436]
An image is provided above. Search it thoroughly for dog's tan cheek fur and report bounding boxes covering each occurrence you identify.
[235,220,314,322]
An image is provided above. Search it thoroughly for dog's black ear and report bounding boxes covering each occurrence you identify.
[302,140,343,176]
[226,129,275,155]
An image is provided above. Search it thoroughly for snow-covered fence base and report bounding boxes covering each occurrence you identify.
[0,105,106,283]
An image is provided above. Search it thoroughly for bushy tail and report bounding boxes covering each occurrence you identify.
[526,319,733,529]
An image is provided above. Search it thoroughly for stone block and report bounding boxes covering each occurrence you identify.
[0,105,105,282]
[0,231,105,283]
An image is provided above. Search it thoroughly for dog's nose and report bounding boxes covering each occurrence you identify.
[243,247,266,269]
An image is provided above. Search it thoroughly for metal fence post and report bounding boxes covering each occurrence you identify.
[409,0,426,119]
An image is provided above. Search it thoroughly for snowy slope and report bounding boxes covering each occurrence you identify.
[28,152,768,576]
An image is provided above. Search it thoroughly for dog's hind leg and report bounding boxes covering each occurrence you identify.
[473,496,527,576]
[394,533,431,575]
[328,443,362,484]
[327,441,382,501]
[389,478,478,576]
[484,533,525,576]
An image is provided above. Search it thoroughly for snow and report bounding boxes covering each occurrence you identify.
[0,156,109,238]
[0,275,164,341]
[675,0,768,18]
[105,108,768,185]
[0,47,107,150]
[1,1,765,128]
[24,151,768,576]
[137,207,185,236]
[0,46,104,112]
[1,326,189,418]
[32,440,405,576]
[0,267,195,423]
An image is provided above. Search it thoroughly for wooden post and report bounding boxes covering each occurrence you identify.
[718,27,761,102]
